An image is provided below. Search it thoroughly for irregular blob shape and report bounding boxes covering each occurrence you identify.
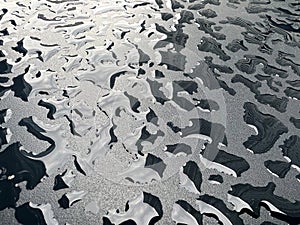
[161,13,173,21]
[204,56,234,74]
[243,102,288,154]
[197,194,245,225]
[146,108,158,125]
[180,161,202,194]
[0,108,12,124]
[11,39,27,56]
[263,64,288,78]
[290,117,300,129]
[199,9,217,18]
[195,19,225,40]
[226,39,248,52]
[171,80,198,111]
[38,100,56,120]
[154,70,165,79]
[264,160,291,178]
[0,59,12,74]
[19,117,55,155]
[276,51,300,76]
[124,91,141,113]
[279,135,300,168]
[144,153,166,178]
[0,126,10,148]
[284,87,300,100]
[231,74,261,95]
[11,67,32,102]
[164,143,192,156]
[53,170,69,191]
[15,202,58,225]
[172,200,203,225]
[235,55,267,74]
[58,190,86,209]
[147,78,169,105]
[154,23,188,51]
[136,126,164,155]
[159,50,186,71]
[0,143,46,210]
[255,94,288,113]
[195,98,219,111]
[255,74,280,92]
[0,179,21,211]
[228,182,300,224]
[73,155,87,176]
[286,80,300,88]
[15,203,47,225]
[198,37,230,61]
[208,174,223,184]
[178,10,194,25]
[200,150,250,177]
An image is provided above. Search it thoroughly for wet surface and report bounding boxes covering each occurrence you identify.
[0,0,299,224]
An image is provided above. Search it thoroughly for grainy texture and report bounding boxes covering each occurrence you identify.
[0,0,299,224]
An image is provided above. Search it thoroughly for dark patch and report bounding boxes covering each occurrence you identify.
[53,170,69,191]
[154,70,165,79]
[73,155,87,176]
[235,55,267,74]
[284,87,300,100]
[195,98,220,111]
[0,143,46,210]
[264,160,291,178]
[110,71,127,89]
[143,192,163,225]
[243,102,288,154]
[147,78,169,105]
[165,143,192,155]
[0,108,9,124]
[38,100,56,120]
[58,194,70,209]
[145,153,166,177]
[11,39,27,56]
[108,123,118,146]
[175,200,203,225]
[159,50,186,71]
[210,150,250,176]
[64,115,81,137]
[229,182,300,224]
[19,117,55,156]
[198,37,230,61]
[226,39,248,52]
[208,174,223,184]
[255,74,280,92]
[183,161,202,193]
[279,135,300,167]
[11,66,32,102]
[124,91,141,113]
[0,59,12,74]
[290,117,300,129]
[119,220,137,225]
[198,195,244,225]
[15,203,47,225]
[137,48,150,66]
[0,127,9,148]
[196,19,226,40]
[199,9,217,18]
[146,108,158,125]
[161,13,173,21]
[154,23,188,51]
